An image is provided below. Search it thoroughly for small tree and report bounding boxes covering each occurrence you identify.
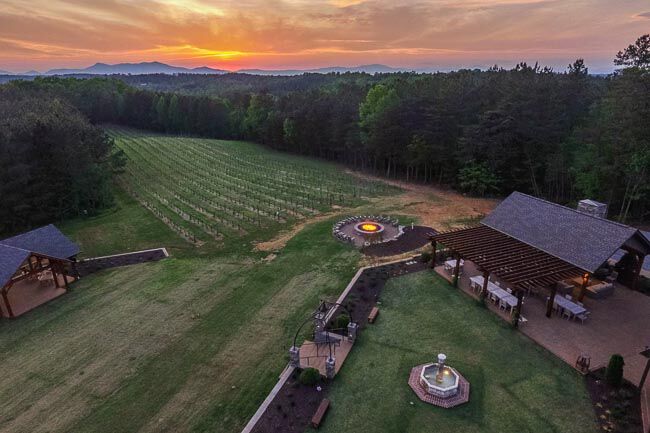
[605,354,625,388]
[458,162,500,196]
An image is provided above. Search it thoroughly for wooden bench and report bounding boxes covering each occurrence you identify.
[368,306,379,324]
[311,398,330,429]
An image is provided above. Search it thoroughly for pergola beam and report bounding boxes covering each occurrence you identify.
[432,225,584,290]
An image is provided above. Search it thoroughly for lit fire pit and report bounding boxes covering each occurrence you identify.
[332,215,400,247]
[354,221,385,235]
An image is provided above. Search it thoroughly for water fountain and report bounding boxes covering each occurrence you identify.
[408,353,470,408]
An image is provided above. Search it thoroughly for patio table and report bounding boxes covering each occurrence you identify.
[554,296,586,316]
[444,259,464,271]
[469,276,516,302]
[470,275,499,292]
[490,287,518,308]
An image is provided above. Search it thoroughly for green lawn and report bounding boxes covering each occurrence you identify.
[321,272,597,433]
[0,210,360,433]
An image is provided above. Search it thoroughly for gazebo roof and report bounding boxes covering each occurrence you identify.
[0,225,80,260]
[0,245,31,289]
[482,192,650,273]
[0,225,79,287]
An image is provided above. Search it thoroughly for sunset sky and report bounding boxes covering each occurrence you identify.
[1,0,649,73]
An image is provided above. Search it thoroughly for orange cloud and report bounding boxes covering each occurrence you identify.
[0,0,648,73]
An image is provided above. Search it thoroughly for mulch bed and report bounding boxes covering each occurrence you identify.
[333,259,427,330]
[250,258,428,433]
[77,249,168,277]
[585,369,643,433]
[362,226,436,257]
[251,373,331,433]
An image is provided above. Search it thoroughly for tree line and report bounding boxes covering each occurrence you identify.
[2,35,648,226]
[0,86,124,235]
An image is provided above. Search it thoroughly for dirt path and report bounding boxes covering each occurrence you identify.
[255,172,497,253]
[348,171,498,229]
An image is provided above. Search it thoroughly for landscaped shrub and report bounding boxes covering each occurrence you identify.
[419,252,432,263]
[605,354,625,388]
[332,314,350,331]
[299,368,320,386]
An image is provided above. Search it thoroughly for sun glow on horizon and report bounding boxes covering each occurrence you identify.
[1,0,649,73]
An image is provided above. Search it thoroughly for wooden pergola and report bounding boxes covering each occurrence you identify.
[431,225,588,322]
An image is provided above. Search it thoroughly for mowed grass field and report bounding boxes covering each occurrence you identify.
[0,190,362,433]
[321,272,597,433]
[0,131,394,432]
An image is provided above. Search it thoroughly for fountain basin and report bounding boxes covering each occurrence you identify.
[419,363,460,398]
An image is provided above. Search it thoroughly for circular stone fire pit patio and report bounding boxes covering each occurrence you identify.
[332,216,401,248]
[408,354,470,408]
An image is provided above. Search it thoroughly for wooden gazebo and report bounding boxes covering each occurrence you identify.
[0,225,80,318]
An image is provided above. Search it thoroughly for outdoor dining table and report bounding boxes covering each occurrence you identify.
[470,276,518,308]
[444,259,464,271]
[553,296,586,316]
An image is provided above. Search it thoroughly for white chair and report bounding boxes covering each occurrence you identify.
[564,294,572,300]
[576,311,590,324]
[562,309,572,320]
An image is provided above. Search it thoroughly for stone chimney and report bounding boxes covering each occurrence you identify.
[577,199,607,219]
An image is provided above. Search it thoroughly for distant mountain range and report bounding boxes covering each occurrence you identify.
[43,61,228,76]
[0,61,408,76]
[238,64,406,75]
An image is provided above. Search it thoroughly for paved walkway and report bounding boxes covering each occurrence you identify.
[77,247,169,276]
[299,334,354,377]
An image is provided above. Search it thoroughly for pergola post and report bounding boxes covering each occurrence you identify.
[546,285,557,318]
[632,253,645,291]
[62,265,70,290]
[480,271,489,301]
[1,285,14,318]
[51,267,59,289]
[577,273,590,302]
[513,290,524,328]
[430,239,437,268]
[453,254,461,288]
[639,348,650,389]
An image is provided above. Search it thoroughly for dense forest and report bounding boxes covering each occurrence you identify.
[0,86,124,235]
[1,35,648,233]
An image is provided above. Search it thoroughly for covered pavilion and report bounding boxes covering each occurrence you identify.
[431,192,650,322]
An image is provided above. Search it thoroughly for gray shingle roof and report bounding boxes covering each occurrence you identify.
[482,192,649,273]
[0,225,80,287]
[0,224,80,259]
[0,244,30,288]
